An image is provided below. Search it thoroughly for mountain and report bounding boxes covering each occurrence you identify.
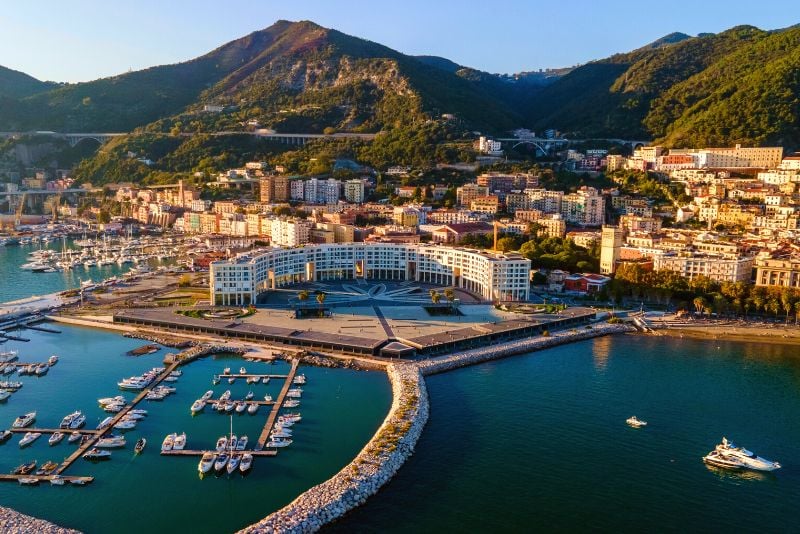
[0,20,523,134]
[0,65,56,99]
[526,25,800,148]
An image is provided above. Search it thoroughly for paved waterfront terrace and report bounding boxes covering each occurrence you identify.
[114,304,597,357]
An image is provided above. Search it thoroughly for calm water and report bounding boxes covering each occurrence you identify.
[0,325,391,533]
[0,241,133,303]
[333,335,800,532]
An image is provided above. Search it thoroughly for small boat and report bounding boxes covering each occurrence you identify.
[49,432,65,446]
[228,377,235,384]
[104,403,125,413]
[125,412,146,420]
[134,438,146,454]
[161,433,177,451]
[236,435,248,451]
[50,475,66,486]
[34,364,49,376]
[96,435,126,448]
[69,413,86,429]
[222,367,231,375]
[229,434,238,451]
[48,355,59,366]
[286,388,303,398]
[68,431,82,443]
[226,453,241,474]
[265,394,273,402]
[235,401,247,414]
[191,399,206,414]
[13,412,36,428]
[0,390,11,402]
[98,396,125,406]
[83,448,111,460]
[266,438,292,448]
[18,477,39,486]
[293,374,306,385]
[130,409,148,416]
[224,401,235,413]
[215,436,228,452]
[114,420,137,430]
[271,428,292,439]
[0,430,11,442]
[13,460,36,475]
[220,390,231,401]
[201,390,214,401]
[70,478,89,485]
[173,432,187,450]
[36,461,58,475]
[198,452,216,474]
[245,391,254,400]
[281,413,302,423]
[283,399,299,408]
[247,403,258,415]
[214,453,229,472]
[239,367,247,375]
[163,376,178,383]
[626,416,647,428]
[212,376,220,385]
[170,370,182,377]
[97,416,114,430]
[239,453,253,473]
[19,432,42,447]
[262,376,269,384]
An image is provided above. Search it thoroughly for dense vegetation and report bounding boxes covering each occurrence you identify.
[0,65,57,99]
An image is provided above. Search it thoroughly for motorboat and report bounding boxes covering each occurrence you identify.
[266,438,292,448]
[68,431,82,443]
[293,374,306,385]
[239,453,253,473]
[245,391,254,400]
[201,390,214,401]
[247,403,259,415]
[34,364,49,376]
[229,434,238,451]
[224,401,235,413]
[239,367,247,375]
[281,413,302,423]
[236,435,248,451]
[125,412,146,421]
[96,436,126,448]
[114,420,137,430]
[198,452,216,474]
[235,401,247,414]
[97,416,114,430]
[98,396,126,406]
[173,432,187,450]
[0,350,18,363]
[69,412,86,429]
[626,416,647,428]
[161,433,177,451]
[130,409,148,417]
[70,478,89,485]
[220,390,231,402]
[104,402,125,413]
[13,460,36,475]
[48,355,59,366]
[0,380,23,388]
[214,453,229,472]
[226,453,241,475]
[18,477,39,486]
[83,448,111,460]
[135,438,146,454]
[215,436,228,452]
[0,430,11,442]
[271,428,292,439]
[283,400,299,408]
[191,399,206,414]
[222,367,231,375]
[50,475,66,486]
[265,394,273,402]
[703,450,746,470]
[262,376,269,384]
[49,432,65,446]
[13,412,36,428]
[0,390,11,402]
[212,376,220,385]
[36,461,59,475]
[715,437,782,471]
[170,370,182,377]
[246,376,258,384]
[228,377,235,384]
[286,388,303,398]
[19,432,42,447]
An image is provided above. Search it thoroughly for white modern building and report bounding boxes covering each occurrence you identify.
[269,219,311,247]
[210,243,532,305]
[344,179,365,203]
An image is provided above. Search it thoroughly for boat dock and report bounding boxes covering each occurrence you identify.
[0,333,29,342]
[54,360,181,475]
[8,428,97,435]
[205,398,276,405]
[256,359,299,450]
[218,373,288,381]
[160,449,277,457]
[0,474,94,485]
[20,323,61,334]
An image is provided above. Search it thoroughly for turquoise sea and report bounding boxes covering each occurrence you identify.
[334,335,800,532]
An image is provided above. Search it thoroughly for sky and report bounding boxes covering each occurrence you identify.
[1,0,798,83]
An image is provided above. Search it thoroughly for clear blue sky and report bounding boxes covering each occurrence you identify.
[1,0,797,83]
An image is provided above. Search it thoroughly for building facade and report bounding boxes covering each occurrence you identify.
[210,243,532,305]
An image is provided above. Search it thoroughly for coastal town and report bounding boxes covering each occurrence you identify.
[1,8,799,534]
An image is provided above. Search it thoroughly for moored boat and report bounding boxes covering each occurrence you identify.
[247,403,258,415]
[239,453,253,473]
[226,453,241,474]
[198,452,216,474]
[12,460,36,475]
[161,433,177,451]
[49,432,65,446]
[12,411,36,428]
[83,448,111,460]
[626,416,647,428]
[173,432,187,450]
[19,432,42,447]
[214,453,229,472]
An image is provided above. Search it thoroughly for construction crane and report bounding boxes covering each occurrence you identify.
[14,192,27,228]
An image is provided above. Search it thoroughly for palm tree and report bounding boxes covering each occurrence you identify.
[298,290,309,303]
[315,291,326,307]
[692,296,707,316]
[430,291,441,305]
[443,288,455,307]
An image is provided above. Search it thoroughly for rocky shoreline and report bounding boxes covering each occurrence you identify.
[239,363,428,534]
[0,507,80,534]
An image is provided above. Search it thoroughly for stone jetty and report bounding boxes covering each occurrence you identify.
[0,506,80,534]
[239,363,428,534]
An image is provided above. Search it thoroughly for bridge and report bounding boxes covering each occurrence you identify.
[0,131,127,147]
[0,188,97,198]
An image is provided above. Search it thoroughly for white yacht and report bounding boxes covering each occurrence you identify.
[235,401,247,414]
[215,436,228,452]
[19,432,42,447]
[226,453,241,474]
[715,437,781,471]
[173,432,187,450]
[236,435,248,451]
[703,450,746,470]
[161,433,177,451]
[239,367,247,375]
[97,416,114,430]
[198,452,216,474]
[13,412,36,428]
[190,399,206,414]
[114,420,137,430]
[266,438,292,448]
[0,390,11,402]
[201,390,214,401]
[83,448,111,460]
[96,436,127,448]
[49,432,65,446]
[245,391,254,400]
[68,431,82,443]
[626,416,647,428]
[214,453,229,472]
[247,403,259,415]
[239,453,253,473]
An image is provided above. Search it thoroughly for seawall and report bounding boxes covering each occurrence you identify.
[239,363,428,534]
[0,506,80,534]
